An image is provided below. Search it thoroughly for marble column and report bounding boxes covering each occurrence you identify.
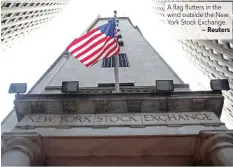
[2,148,31,166]
[200,134,233,166]
[1,136,44,166]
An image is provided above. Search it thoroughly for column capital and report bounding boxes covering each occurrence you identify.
[199,133,233,165]
[1,132,45,166]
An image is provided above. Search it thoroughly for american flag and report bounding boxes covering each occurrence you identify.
[66,19,120,67]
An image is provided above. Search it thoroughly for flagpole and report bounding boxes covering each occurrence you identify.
[113,10,120,93]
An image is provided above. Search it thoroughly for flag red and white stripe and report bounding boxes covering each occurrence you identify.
[66,21,120,67]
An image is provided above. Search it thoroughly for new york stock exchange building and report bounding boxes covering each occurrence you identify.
[1,17,233,166]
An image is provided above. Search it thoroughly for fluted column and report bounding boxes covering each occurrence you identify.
[1,134,44,166]
[200,134,233,166]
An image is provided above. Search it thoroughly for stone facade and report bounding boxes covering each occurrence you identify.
[1,17,233,166]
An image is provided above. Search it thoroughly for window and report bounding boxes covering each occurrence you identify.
[5,13,12,17]
[10,25,16,29]
[229,67,233,73]
[213,50,217,55]
[223,54,228,60]
[211,73,216,78]
[228,42,233,49]
[3,3,11,8]
[101,53,130,68]
[2,19,7,24]
[13,3,21,7]
[118,53,129,67]
[118,41,124,46]
[209,56,214,61]
[14,12,20,16]
[204,46,209,50]
[2,27,7,31]
[117,34,122,39]
[22,12,27,15]
[22,3,28,7]
[9,18,16,22]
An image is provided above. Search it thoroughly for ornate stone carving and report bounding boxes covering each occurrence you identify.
[126,99,142,112]
[13,91,224,117]
[93,100,110,113]
[63,101,76,113]
[30,101,45,113]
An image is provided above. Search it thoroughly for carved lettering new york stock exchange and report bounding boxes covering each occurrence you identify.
[18,112,221,127]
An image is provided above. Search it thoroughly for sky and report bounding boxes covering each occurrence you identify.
[1,0,226,126]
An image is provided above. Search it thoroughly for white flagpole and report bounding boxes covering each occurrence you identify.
[113,10,120,93]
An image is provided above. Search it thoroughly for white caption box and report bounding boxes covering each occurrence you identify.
[165,2,232,40]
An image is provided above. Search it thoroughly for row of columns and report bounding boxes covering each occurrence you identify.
[1,133,233,166]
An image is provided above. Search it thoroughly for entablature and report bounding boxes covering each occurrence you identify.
[14,89,224,121]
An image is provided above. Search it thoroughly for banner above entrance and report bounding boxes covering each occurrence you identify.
[17,112,222,127]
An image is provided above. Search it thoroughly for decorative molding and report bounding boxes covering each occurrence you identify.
[30,101,45,113]
[13,91,224,119]
[93,100,110,113]
[126,99,142,112]
[62,101,76,113]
